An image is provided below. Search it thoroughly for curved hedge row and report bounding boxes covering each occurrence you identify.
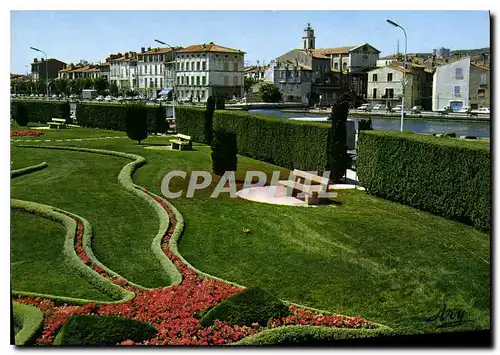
[357,131,490,231]
[11,199,134,304]
[11,162,48,178]
[233,325,395,345]
[13,301,45,345]
[18,145,182,286]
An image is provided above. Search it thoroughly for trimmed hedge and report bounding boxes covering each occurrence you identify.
[75,103,167,134]
[11,162,48,178]
[13,302,44,345]
[11,100,70,124]
[357,131,490,231]
[53,315,157,345]
[174,106,209,143]
[199,287,291,328]
[233,325,395,345]
[213,110,332,172]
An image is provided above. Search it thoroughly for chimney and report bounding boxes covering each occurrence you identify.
[147,47,151,51]
[41,58,45,62]
[141,47,145,53]
[125,53,129,59]
[34,58,38,63]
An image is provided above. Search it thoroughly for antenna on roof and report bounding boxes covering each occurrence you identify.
[397,39,400,56]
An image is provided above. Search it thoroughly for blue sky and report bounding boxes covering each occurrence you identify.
[10,10,490,74]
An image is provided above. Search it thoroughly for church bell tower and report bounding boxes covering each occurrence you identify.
[302,23,315,50]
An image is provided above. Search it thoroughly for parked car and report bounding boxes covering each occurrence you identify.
[95,95,104,101]
[357,103,371,112]
[410,106,423,114]
[458,106,471,113]
[391,105,403,112]
[372,104,384,111]
[471,107,490,115]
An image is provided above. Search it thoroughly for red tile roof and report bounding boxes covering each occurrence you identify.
[314,46,355,55]
[142,47,177,55]
[176,43,245,54]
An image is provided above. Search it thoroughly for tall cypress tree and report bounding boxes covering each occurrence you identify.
[328,93,351,182]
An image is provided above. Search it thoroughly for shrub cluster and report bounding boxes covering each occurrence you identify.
[11,100,70,124]
[199,287,291,328]
[76,103,166,133]
[213,111,334,173]
[357,131,490,231]
[53,315,157,345]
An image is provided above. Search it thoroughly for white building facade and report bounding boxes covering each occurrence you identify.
[108,52,137,91]
[432,57,490,111]
[173,43,245,101]
[137,46,176,98]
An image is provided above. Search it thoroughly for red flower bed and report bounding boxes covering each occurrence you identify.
[14,188,375,346]
[11,130,45,137]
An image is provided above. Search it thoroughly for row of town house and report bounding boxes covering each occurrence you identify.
[30,42,246,100]
[242,23,489,111]
[27,24,489,109]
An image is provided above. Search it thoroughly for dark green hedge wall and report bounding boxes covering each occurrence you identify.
[11,100,70,123]
[76,103,166,133]
[212,111,332,172]
[357,131,490,232]
[174,106,209,143]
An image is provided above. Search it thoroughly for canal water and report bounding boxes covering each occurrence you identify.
[248,109,491,138]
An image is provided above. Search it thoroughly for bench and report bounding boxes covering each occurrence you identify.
[278,169,337,205]
[170,133,192,151]
[47,118,67,129]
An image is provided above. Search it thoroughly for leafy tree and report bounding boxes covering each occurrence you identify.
[244,77,260,93]
[259,83,282,103]
[83,78,94,89]
[54,79,69,96]
[109,83,119,97]
[93,77,108,95]
[125,103,148,144]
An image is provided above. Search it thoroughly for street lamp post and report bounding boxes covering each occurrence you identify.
[386,19,407,132]
[30,46,49,98]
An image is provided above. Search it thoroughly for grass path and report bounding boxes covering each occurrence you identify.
[11,210,113,301]
[11,146,170,288]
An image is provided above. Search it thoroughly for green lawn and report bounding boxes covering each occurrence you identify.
[10,128,490,335]
[11,210,113,301]
[11,146,170,288]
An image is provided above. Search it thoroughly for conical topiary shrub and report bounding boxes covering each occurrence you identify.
[211,129,238,176]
